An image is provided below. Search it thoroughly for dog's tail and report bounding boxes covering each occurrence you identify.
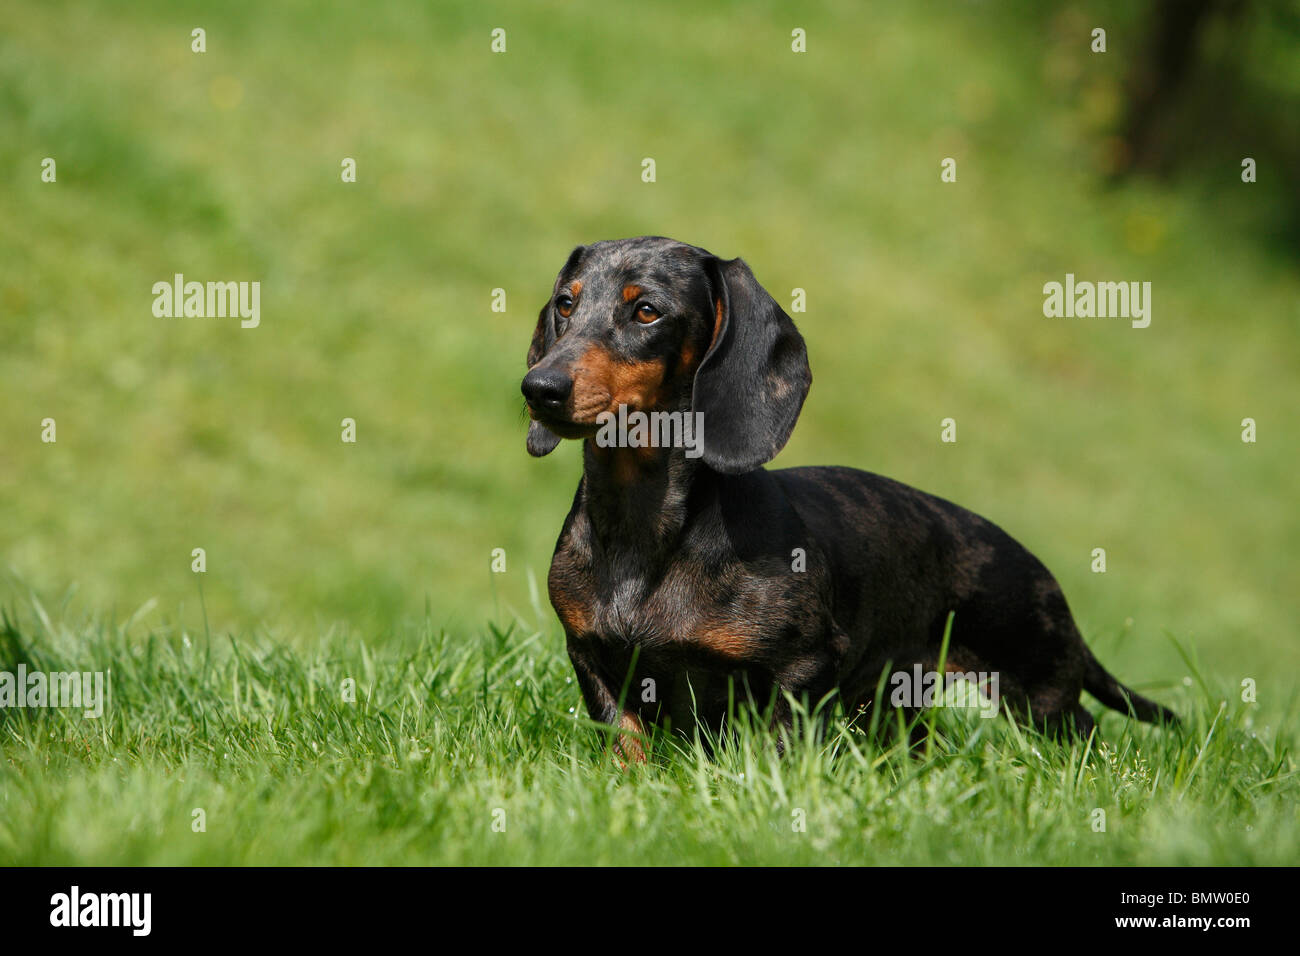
[1083,649,1180,729]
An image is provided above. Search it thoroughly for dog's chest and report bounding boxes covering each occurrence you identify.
[551,554,733,647]
[550,541,820,666]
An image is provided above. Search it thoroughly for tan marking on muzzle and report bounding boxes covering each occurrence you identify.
[574,343,666,416]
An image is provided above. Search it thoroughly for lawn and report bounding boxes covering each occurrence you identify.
[1,600,1295,866]
[1,0,1297,865]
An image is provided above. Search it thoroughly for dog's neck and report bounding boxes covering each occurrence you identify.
[578,440,701,564]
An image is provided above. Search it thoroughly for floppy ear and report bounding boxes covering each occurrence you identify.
[525,303,561,457]
[692,257,811,474]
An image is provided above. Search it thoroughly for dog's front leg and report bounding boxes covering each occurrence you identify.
[566,635,646,765]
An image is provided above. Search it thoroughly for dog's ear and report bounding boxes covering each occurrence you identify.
[692,256,811,474]
[525,302,561,457]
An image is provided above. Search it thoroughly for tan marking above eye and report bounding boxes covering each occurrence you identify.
[622,284,643,303]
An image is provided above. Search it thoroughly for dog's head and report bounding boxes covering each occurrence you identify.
[521,237,811,474]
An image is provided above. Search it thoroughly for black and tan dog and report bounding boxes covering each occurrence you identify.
[522,236,1177,761]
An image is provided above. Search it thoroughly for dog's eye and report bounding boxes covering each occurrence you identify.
[555,295,574,318]
[635,303,661,324]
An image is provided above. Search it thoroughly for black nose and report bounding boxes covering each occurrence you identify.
[522,367,573,410]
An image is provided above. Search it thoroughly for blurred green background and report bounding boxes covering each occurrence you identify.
[2,0,1297,696]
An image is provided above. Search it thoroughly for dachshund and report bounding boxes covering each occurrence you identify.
[522,236,1178,761]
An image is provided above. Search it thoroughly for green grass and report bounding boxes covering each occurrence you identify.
[1,594,1295,866]
[2,0,1298,864]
